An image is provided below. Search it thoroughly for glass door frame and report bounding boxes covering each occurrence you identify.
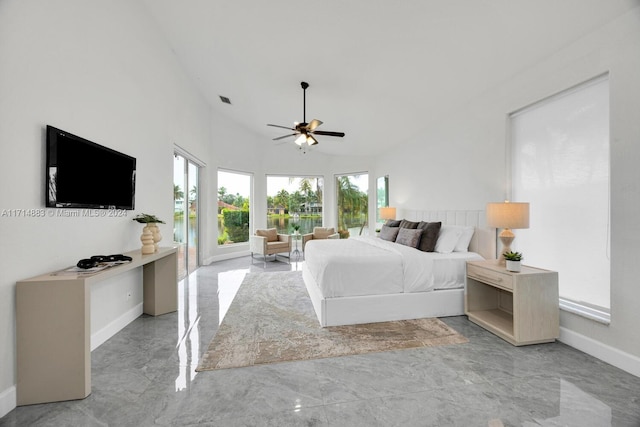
[174,146,205,278]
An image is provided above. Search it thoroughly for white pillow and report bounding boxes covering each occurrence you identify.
[454,226,475,252]
[435,226,463,253]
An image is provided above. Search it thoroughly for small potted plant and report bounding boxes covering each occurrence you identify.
[503,251,523,272]
[291,224,301,235]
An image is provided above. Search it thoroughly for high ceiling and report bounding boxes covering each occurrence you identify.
[141,0,637,156]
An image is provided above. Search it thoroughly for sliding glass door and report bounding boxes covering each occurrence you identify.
[174,153,200,279]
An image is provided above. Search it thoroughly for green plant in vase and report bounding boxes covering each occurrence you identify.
[503,251,523,272]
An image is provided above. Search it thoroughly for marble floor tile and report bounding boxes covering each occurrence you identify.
[2,256,639,427]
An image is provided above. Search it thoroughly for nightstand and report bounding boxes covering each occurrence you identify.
[465,260,559,346]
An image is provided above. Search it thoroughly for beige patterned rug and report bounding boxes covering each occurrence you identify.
[196,271,467,371]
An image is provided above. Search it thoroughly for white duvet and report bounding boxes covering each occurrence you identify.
[304,236,483,298]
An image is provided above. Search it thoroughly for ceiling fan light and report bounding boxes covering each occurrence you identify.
[295,134,306,146]
[307,135,318,146]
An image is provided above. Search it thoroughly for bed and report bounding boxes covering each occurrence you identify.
[302,210,496,327]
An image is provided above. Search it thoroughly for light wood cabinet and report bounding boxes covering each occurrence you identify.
[465,260,559,346]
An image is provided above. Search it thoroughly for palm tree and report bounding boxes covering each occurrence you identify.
[189,185,197,213]
[274,189,289,213]
[299,179,313,213]
[174,184,184,201]
[336,176,368,234]
[217,186,227,201]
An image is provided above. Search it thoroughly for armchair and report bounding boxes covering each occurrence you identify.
[302,227,340,251]
[250,228,292,267]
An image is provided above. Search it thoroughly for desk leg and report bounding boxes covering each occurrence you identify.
[143,251,178,316]
[16,280,91,405]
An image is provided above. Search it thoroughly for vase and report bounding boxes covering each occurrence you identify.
[506,260,522,272]
[140,225,155,254]
[149,223,162,252]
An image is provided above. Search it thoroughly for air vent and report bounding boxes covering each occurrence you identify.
[219,95,232,105]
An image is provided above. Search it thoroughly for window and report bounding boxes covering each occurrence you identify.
[266,176,324,235]
[376,175,389,224]
[510,75,610,321]
[336,173,369,238]
[217,170,251,245]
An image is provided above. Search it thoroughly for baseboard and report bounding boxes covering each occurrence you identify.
[559,327,640,378]
[0,385,16,418]
[91,303,143,351]
[203,250,249,265]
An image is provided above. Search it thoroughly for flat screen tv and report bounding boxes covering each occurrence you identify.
[46,125,136,210]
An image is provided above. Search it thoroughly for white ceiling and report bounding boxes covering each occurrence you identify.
[141,0,637,156]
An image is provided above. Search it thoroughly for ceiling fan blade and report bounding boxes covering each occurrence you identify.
[307,119,323,131]
[272,133,297,141]
[311,130,345,137]
[267,124,295,131]
[307,135,319,146]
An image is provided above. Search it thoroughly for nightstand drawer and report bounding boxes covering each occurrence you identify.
[467,264,513,291]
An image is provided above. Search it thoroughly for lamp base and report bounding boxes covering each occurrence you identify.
[498,229,515,266]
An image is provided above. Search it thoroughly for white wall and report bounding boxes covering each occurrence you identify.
[0,0,215,415]
[2,0,637,418]
[379,8,640,373]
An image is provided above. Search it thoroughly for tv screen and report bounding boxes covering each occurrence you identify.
[46,125,136,210]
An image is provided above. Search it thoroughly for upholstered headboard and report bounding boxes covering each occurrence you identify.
[401,209,496,260]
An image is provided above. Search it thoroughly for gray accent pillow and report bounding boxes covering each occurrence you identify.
[417,221,442,252]
[379,225,400,241]
[384,219,401,227]
[395,228,422,248]
[399,219,419,229]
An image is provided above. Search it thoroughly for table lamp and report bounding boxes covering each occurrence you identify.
[486,201,530,264]
[379,207,396,221]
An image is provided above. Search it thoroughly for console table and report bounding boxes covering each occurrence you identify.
[16,246,177,406]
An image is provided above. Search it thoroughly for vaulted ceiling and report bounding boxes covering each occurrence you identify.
[141,0,637,156]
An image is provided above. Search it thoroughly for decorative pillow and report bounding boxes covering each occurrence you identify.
[434,225,464,253]
[453,226,475,252]
[313,227,336,239]
[379,225,400,242]
[256,228,278,242]
[399,219,419,229]
[417,221,442,252]
[395,228,422,248]
[384,219,401,227]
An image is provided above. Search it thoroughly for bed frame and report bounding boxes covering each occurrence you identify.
[302,210,496,327]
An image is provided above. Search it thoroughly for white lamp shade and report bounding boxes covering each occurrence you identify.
[379,207,396,220]
[486,202,530,229]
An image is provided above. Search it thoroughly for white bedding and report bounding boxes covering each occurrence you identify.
[303,236,483,298]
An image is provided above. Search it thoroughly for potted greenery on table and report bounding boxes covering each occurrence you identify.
[132,213,165,254]
[503,251,523,272]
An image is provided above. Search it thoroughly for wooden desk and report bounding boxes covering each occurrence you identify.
[16,247,177,405]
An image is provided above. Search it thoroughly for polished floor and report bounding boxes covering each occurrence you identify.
[2,256,640,426]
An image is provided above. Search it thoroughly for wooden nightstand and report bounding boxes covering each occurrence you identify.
[465,260,559,346]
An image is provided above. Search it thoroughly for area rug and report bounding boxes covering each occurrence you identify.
[196,271,468,371]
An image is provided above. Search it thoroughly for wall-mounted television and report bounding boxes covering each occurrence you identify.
[46,125,136,210]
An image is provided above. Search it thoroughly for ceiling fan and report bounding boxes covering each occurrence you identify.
[267,81,345,146]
